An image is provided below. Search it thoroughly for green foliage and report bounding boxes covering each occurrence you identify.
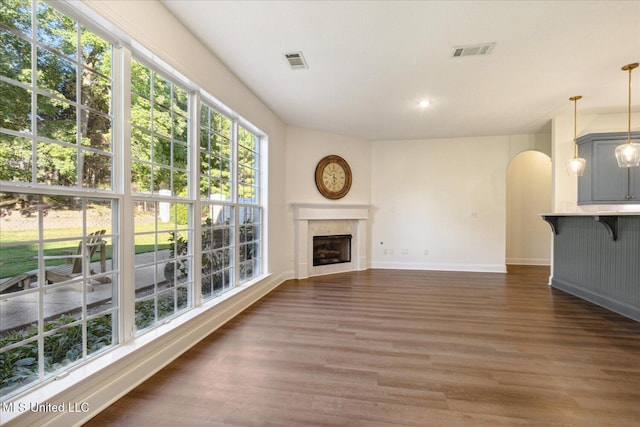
[0,0,113,187]
[170,196,190,225]
[166,215,258,296]
[130,59,189,196]
[135,288,188,331]
[134,299,155,331]
[0,313,113,395]
[1,3,259,196]
[171,205,189,226]
[199,105,233,199]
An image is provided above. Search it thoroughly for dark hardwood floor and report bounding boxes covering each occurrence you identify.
[85,266,640,426]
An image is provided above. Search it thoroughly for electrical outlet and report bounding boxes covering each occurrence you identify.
[424,249,429,256]
[401,249,409,255]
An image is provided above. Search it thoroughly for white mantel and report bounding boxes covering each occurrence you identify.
[292,203,371,279]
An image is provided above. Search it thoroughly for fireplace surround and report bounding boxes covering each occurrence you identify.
[292,203,370,278]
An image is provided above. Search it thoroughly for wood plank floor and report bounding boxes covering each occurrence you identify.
[85,266,640,426]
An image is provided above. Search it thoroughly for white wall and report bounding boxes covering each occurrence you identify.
[285,126,372,205]
[369,135,544,273]
[506,151,552,265]
[284,128,553,273]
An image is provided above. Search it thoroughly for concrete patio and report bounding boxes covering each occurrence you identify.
[0,250,175,332]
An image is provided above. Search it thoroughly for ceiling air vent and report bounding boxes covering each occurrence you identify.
[452,43,495,58]
[284,51,308,69]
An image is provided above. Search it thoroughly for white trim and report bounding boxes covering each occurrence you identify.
[370,261,508,273]
[293,203,371,220]
[505,258,550,266]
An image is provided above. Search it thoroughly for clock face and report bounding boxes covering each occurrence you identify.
[322,162,346,192]
[315,155,352,199]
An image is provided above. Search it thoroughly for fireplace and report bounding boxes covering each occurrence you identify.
[313,234,352,266]
[292,203,370,278]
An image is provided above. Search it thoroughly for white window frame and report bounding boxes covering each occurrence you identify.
[0,0,269,407]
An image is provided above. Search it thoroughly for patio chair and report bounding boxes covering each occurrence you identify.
[0,273,31,294]
[44,230,107,291]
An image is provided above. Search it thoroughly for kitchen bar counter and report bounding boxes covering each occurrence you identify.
[540,213,640,321]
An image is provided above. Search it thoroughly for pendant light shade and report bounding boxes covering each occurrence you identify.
[615,63,640,168]
[567,95,586,176]
[567,157,586,176]
[615,143,640,167]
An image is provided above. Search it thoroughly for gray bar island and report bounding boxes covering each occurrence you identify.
[541,213,640,321]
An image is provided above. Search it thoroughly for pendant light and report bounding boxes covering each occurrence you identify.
[615,63,640,168]
[567,95,586,176]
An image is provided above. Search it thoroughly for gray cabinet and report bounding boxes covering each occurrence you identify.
[577,132,640,205]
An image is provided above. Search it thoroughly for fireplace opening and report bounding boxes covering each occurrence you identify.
[313,234,352,266]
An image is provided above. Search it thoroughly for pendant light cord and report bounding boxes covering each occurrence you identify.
[570,95,581,158]
[628,65,632,145]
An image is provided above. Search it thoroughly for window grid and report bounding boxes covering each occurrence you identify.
[199,104,232,201]
[0,0,266,402]
[0,193,119,398]
[130,58,194,335]
[0,0,114,190]
[1,0,120,402]
[238,205,262,282]
[237,126,260,204]
[200,204,234,300]
[199,103,236,300]
[133,200,193,332]
[237,126,262,283]
[130,58,189,197]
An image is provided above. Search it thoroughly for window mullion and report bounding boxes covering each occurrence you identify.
[119,45,136,342]
[30,0,38,184]
[231,120,240,288]
[259,137,267,275]
[76,22,82,189]
[191,94,202,306]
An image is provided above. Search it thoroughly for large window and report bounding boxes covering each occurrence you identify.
[133,200,192,331]
[1,0,118,399]
[0,0,266,402]
[131,58,189,196]
[131,59,193,333]
[199,105,234,300]
[237,126,262,282]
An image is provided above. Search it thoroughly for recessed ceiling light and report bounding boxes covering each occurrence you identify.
[418,100,430,108]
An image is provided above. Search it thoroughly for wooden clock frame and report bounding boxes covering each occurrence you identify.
[314,155,352,200]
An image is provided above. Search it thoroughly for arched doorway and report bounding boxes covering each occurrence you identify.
[506,151,552,266]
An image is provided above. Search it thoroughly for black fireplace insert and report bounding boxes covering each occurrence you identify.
[312,234,352,266]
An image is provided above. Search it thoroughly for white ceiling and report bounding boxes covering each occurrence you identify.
[160,0,640,141]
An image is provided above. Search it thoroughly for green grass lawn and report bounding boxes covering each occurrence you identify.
[0,223,175,279]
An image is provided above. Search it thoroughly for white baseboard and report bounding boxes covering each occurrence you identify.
[370,261,507,273]
[506,257,550,266]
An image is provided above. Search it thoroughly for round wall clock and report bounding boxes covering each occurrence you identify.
[315,155,352,199]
